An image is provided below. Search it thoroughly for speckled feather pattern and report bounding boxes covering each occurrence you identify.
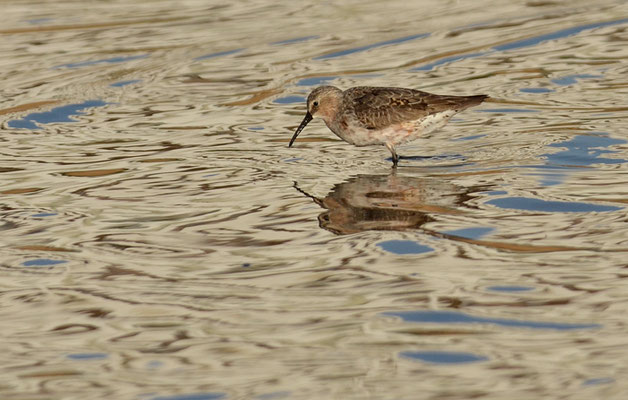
[326,86,487,147]
[341,86,487,130]
[290,85,488,166]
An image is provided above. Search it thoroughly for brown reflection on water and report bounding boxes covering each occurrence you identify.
[0,16,188,35]
[61,168,127,177]
[431,230,582,253]
[297,172,595,254]
[0,101,59,116]
[295,173,489,235]
[222,88,283,107]
[15,245,75,252]
[2,187,44,195]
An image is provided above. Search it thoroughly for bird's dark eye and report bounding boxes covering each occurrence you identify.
[313,101,319,107]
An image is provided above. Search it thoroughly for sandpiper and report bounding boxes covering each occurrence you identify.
[288,86,488,166]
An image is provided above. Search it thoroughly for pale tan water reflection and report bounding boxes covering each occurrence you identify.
[294,173,488,234]
[2,0,628,399]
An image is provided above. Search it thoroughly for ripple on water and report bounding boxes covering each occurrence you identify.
[273,96,305,105]
[110,79,142,88]
[31,212,58,218]
[22,259,68,267]
[150,393,226,400]
[2,1,628,399]
[66,353,108,360]
[442,227,494,239]
[384,310,601,330]
[296,76,337,86]
[519,88,555,93]
[314,33,429,60]
[486,285,536,293]
[7,100,108,130]
[54,54,149,69]
[486,197,621,213]
[544,134,627,167]
[195,48,243,60]
[271,35,319,45]
[254,391,291,400]
[377,240,434,255]
[401,350,489,364]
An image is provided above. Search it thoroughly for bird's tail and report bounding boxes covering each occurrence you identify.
[468,94,489,105]
[456,94,489,111]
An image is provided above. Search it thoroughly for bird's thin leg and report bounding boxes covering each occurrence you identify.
[386,143,399,167]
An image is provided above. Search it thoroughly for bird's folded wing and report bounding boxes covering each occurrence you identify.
[346,86,485,130]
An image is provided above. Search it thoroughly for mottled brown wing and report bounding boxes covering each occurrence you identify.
[344,86,487,130]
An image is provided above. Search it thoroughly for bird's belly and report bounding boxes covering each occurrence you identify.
[328,110,456,147]
[333,126,390,146]
[327,121,411,147]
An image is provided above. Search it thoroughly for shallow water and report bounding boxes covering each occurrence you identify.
[2,0,628,399]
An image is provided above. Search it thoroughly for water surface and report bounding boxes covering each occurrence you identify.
[2,0,628,399]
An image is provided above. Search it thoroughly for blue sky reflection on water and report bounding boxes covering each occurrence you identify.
[7,100,108,129]
[67,353,108,360]
[401,350,489,364]
[384,310,601,330]
[376,240,434,255]
[544,134,626,167]
[526,133,627,186]
[486,197,621,213]
[487,286,535,293]
[23,259,68,267]
[273,96,305,104]
[151,393,226,400]
[442,227,494,240]
[272,35,319,45]
[110,79,142,87]
[55,54,149,69]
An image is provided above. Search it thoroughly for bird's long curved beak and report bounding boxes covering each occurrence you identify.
[289,112,313,147]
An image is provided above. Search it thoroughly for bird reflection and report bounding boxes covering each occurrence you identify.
[294,173,489,235]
